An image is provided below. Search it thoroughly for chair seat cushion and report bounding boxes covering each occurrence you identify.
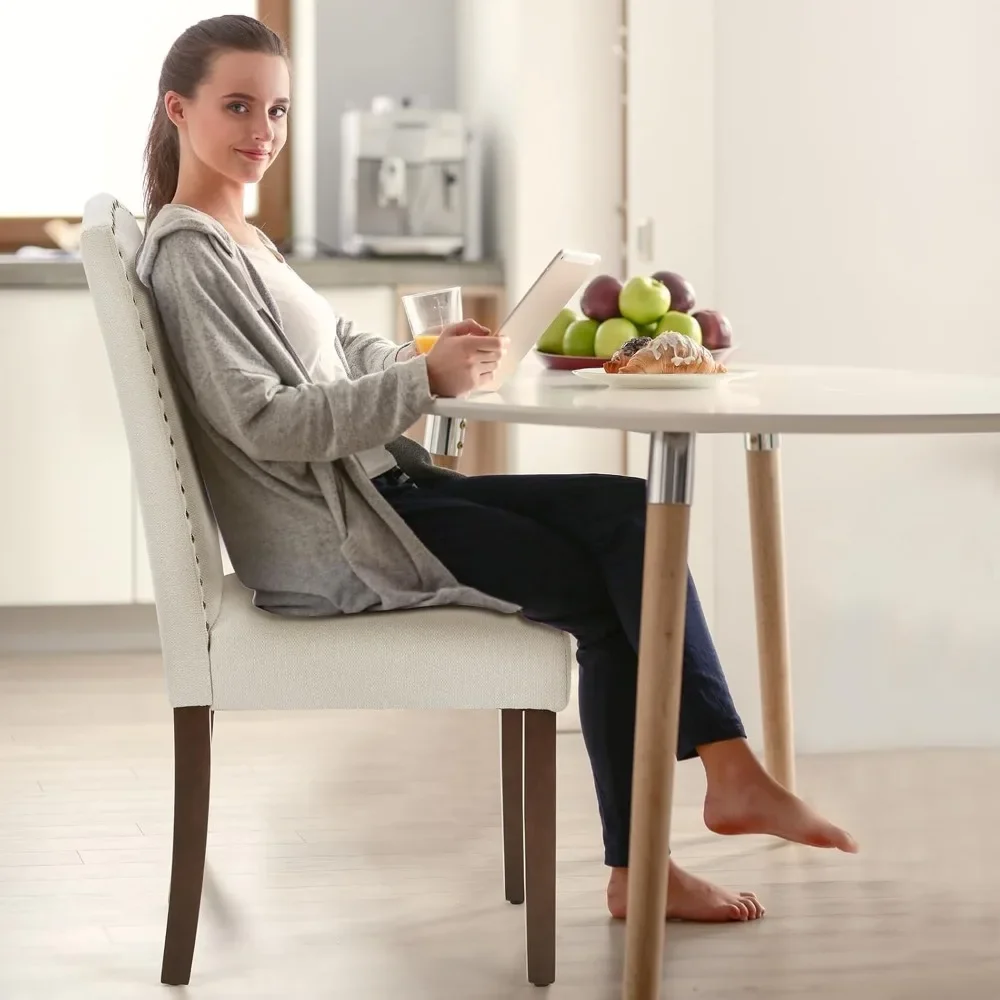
[207,575,573,711]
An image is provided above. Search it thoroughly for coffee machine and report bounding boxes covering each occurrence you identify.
[339,98,482,260]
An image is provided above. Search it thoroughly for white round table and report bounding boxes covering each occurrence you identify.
[423,363,1000,1000]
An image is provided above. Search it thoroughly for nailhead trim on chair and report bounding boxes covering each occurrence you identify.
[109,200,212,643]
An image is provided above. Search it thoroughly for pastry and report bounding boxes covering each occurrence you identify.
[602,336,652,373]
[605,332,726,375]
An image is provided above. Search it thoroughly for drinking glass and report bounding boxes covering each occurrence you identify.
[401,287,463,353]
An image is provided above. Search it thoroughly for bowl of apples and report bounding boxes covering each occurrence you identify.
[534,270,736,369]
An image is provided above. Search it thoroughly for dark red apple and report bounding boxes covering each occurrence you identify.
[651,270,696,314]
[692,309,732,350]
[580,274,623,322]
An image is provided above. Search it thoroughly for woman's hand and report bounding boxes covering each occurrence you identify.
[424,320,507,397]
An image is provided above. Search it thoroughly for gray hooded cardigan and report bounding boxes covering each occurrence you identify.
[136,205,516,619]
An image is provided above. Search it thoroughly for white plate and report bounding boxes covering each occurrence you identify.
[571,367,756,390]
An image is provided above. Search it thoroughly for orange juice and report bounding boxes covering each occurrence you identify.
[413,333,440,354]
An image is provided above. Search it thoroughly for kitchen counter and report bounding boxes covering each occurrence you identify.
[0,255,504,289]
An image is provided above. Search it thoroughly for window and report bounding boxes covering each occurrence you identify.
[0,0,290,252]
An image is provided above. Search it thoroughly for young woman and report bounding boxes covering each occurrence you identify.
[138,14,857,925]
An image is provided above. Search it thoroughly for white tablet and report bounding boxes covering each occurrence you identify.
[476,249,601,392]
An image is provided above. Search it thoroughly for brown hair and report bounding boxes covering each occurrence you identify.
[143,14,287,222]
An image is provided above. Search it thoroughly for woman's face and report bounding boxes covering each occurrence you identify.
[166,50,290,187]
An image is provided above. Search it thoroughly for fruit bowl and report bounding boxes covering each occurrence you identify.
[535,346,737,371]
[534,351,607,371]
[535,267,738,372]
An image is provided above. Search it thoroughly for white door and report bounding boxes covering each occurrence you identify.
[625,0,718,621]
[0,290,133,605]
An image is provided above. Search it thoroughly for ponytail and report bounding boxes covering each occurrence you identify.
[143,99,181,223]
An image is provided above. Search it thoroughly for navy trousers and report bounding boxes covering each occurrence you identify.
[374,471,746,867]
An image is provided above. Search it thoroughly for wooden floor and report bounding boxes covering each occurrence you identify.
[1,655,999,999]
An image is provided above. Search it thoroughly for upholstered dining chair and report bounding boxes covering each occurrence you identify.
[80,194,572,988]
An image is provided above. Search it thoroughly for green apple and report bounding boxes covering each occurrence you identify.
[562,318,599,356]
[536,307,578,354]
[619,276,671,325]
[595,317,639,358]
[655,310,703,344]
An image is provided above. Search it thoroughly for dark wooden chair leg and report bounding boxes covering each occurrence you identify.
[523,709,557,987]
[500,709,525,904]
[161,706,212,986]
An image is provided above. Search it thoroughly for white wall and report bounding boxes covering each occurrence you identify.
[711,0,1000,751]
[458,0,626,475]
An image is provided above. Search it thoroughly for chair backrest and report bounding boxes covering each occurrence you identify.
[81,194,222,706]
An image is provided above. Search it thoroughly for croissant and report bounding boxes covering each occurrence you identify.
[603,336,652,373]
[604,332,726,375]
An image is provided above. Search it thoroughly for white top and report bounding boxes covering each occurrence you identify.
[243,243,397,478]
[427,361,1000,435]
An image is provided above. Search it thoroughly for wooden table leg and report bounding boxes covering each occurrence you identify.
[424,415,466,471]
[745,433,796,792]
[623,432,695,1000]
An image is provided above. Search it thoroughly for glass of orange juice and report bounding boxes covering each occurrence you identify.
[401,287,463,354]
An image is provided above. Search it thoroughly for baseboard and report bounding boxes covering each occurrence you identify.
[0,604,161,656]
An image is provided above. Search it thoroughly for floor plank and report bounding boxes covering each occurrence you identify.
[1,654,998,999]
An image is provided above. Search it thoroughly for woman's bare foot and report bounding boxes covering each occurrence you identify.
[607,861,765,922]
[700,739,858,853]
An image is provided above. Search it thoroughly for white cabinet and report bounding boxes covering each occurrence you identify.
[0,290,133,605]
[315,287,397,342]
[0,283,400,607]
